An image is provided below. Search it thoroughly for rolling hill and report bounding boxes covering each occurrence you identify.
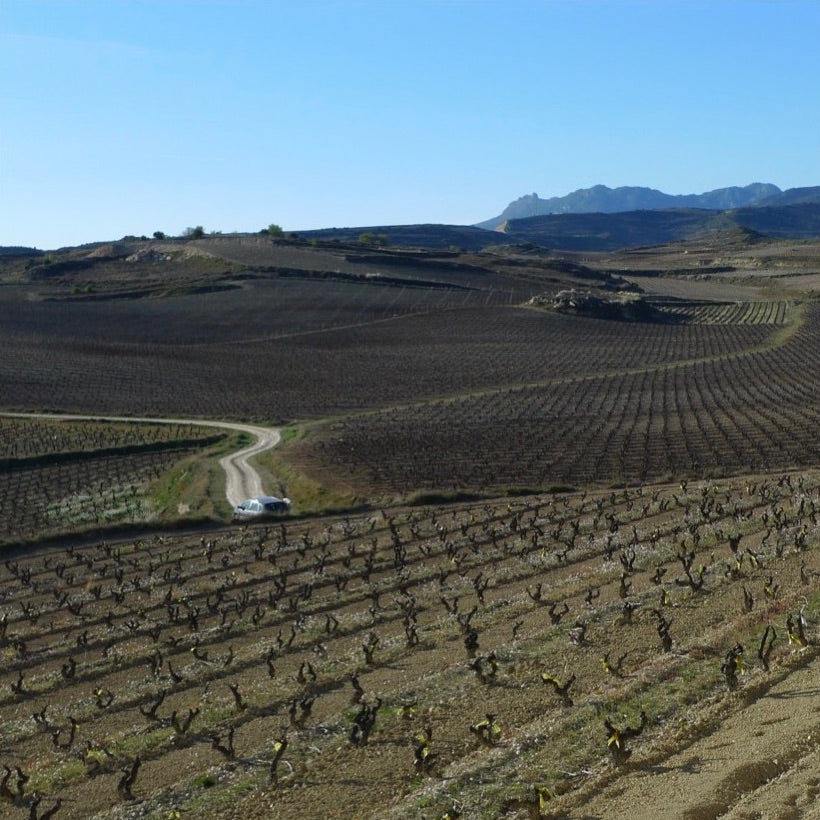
[498,201,820,251]
[290,201,820,253]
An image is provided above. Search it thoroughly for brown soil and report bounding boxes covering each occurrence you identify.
[564,649,820,820]
[0,472,817,820]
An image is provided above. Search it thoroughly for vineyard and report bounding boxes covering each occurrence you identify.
[0,474,817,818]
[0,419,220,461]
[0,298,788,423]
[286,302,820,499]
[0,418,229,544]
[657,299,796,325]
[0,235,819,818]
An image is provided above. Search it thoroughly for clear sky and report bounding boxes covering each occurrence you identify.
[2,0,819,249]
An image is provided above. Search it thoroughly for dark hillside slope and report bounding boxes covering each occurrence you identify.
[502,202,820,251]
[730,201,820,235]
[0,246,43,257]
[293,223,507,251]
[501,209,726,251]
[758,185,820,206]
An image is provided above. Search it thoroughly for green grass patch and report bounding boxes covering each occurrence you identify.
[147,430,245,521]
[256,426,361,513]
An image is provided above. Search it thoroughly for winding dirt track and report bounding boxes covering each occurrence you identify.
[0,412,281,508]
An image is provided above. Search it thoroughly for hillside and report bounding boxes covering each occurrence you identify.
[262,201,820,254]
[500,202,820,251]
[292,223,504,251]
[0,245,44,256]
[758,185,820,206]
[0,232,819,819]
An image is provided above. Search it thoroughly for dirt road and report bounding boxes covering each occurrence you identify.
[0,412,281,508]
[213,421,282,506]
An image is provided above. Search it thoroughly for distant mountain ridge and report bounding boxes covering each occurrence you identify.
[476,183,803,229]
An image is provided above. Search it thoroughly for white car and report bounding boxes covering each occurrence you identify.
[232,495,291,521]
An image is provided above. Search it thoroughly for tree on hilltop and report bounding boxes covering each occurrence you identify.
[358,232,389,247]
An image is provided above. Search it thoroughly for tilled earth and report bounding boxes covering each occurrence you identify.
[0,471,818,819]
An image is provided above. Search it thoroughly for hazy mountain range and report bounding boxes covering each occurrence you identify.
[476,183,820,230]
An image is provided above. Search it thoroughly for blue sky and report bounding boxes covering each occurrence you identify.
[2,0,819,249]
